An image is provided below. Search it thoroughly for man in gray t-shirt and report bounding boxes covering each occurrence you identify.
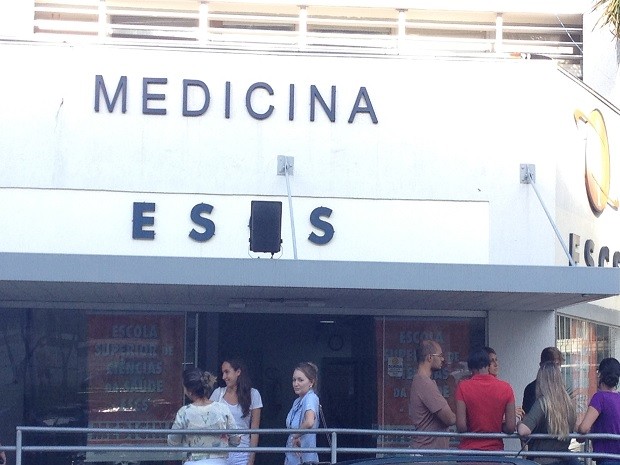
[409,340,456,450]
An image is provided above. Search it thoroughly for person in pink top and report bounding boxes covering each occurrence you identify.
[456,349,516,451]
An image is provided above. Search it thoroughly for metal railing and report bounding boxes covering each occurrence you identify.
[27,1,583,63]
[4,426,619,465]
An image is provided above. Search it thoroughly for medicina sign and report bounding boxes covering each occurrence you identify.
[2,42,618,266]
[94,75,378,123]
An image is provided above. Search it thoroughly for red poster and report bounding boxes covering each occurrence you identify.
[87,313,184,444]
[375,318,471,447]
[564,322,600,422]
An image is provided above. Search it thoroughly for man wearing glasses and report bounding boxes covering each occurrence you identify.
[409,340,456,450]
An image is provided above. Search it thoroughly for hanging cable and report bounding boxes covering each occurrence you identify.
[555,13,584,55]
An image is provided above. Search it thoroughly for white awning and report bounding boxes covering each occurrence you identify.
[1,252,619,312]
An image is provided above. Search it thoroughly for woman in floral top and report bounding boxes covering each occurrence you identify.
[168,368,240,465]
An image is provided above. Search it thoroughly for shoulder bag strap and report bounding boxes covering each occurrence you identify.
[319,404,331,446]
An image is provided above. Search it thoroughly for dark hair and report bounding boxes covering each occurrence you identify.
[598,357,620,388]
[416,340,437,363]
[222,359,253,418]
[468,349,491,371]
[183,367,217,399]
[540,347,563,365]
[483,346,496,356]
[295,361,319,391]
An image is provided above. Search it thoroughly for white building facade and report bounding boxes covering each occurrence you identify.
[0,1,618,464]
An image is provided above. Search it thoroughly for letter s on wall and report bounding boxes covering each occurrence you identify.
[308,206,334,245]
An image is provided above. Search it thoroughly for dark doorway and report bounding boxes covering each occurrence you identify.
[320,357,370,461]
[213,313,375,465]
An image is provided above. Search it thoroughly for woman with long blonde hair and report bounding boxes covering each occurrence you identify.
[518,361,579,465]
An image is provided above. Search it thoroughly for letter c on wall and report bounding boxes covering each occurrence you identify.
[246,82,274,120]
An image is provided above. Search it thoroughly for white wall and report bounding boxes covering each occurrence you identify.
[2,40,620,270]
[583,8,620,105]
[554,70,620,268]
[0,45,560,201]
[0,188,489,261]
[488,310,556,405]
[488,310,556,450]
[0,1,33,38]
[0,42,581,265]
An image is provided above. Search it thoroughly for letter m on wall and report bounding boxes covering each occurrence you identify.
[95,75,128,113]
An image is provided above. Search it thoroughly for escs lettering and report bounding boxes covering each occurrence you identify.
[132,202,335,245]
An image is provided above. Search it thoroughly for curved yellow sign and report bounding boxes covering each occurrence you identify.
[574,109,617,215]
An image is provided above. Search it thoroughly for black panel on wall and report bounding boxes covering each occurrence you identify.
[249,201,282,253]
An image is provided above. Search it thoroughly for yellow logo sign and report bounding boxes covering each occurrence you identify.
[574,109,618,215]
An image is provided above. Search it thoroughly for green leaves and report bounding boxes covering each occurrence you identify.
[593,0,620,38]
